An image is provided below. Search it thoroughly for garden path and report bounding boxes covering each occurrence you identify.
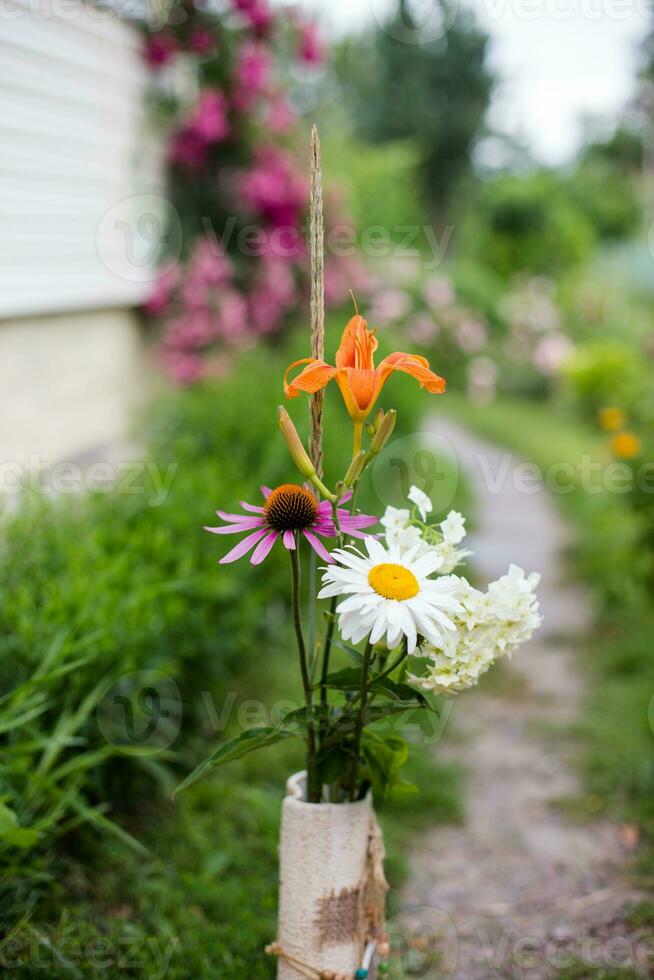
[397,418,645,979]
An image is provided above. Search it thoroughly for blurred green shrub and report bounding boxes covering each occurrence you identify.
[564,162,641,242]
[323,136,425,239]
[464,172,596,279]
[562,339,650,418]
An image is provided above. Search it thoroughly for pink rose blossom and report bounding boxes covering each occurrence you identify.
[161,349,206,385]
[267,96,297,134]
[193,90,230,142]
[145,267,179,316]
[231,0,272,34]
[218,290,249,343]
[297,22,325,64]
[143,33,176,70]
[169,91,230,169]
[189,29,215,55]
[190,239,233,287]
[233,42,271,110]
[240,147,307,228]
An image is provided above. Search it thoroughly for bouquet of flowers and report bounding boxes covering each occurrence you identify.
[175,130,541,979]
[177,312,541,806]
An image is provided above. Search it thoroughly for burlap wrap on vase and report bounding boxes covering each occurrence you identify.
[276,771,387,980]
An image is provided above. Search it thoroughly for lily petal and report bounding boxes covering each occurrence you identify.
[335,315,378,370]
[378,352,446,394]
[284,358,338,399]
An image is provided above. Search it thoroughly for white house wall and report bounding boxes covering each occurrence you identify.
[0,0,163,466]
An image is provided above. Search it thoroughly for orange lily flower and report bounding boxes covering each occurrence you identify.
[284,315,446,425]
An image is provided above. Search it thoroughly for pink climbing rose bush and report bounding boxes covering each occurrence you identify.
[141,0,359,384]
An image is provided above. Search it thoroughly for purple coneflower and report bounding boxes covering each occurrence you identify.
[206,483,377,565]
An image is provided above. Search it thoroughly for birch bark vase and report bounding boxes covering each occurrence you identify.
[276,772,387,980]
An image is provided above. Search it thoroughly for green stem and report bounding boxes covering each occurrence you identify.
[352,421,363,459]
[290,544,319,802]
[319,596,336,716]
[349,640,373,801]
[374,641,409,684]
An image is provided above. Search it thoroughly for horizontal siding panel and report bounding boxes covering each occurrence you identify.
[0,0,164,319]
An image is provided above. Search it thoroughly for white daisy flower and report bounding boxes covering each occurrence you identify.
[440,510,466,544]
[318,536,463,653]
[408,485,433,521]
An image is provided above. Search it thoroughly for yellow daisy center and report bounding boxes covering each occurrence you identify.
[368,563,419,601]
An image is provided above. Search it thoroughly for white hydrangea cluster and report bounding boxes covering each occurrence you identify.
[380,490,541,695]
[380,491,472,574]
[409,566,541,693]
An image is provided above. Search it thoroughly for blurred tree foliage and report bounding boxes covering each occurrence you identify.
[333,0,494,218]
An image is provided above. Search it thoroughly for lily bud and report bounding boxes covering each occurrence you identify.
[278,406,315,478]
[278,406,337,502]
[344,450,368,487]
[366,408,385,438]
[370,409,397,455]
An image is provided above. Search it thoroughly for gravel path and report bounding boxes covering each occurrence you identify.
[396,418,645,979]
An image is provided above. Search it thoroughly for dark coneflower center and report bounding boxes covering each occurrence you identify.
[264,484,318,533]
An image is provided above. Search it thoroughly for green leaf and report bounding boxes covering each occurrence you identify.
[174,726,301,796]
[331,640,363,665]
[316,667,362,692]
[0,802,40,849]
[370,675,430,706]
[365,701,427,723]
[361,732,411,803]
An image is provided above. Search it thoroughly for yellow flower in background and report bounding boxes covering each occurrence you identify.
[610,432,641,460]
[598,406,626,432]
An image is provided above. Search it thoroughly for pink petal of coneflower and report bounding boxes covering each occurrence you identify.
[282,530,296,549]
[216,509,263,523]
[251,531,278,565]
[240,501,265,513]
[219,528,269,564]
[205,520,263,535]
[261,485,273,498]
[342,527,374,540]
[303,530,333,562]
